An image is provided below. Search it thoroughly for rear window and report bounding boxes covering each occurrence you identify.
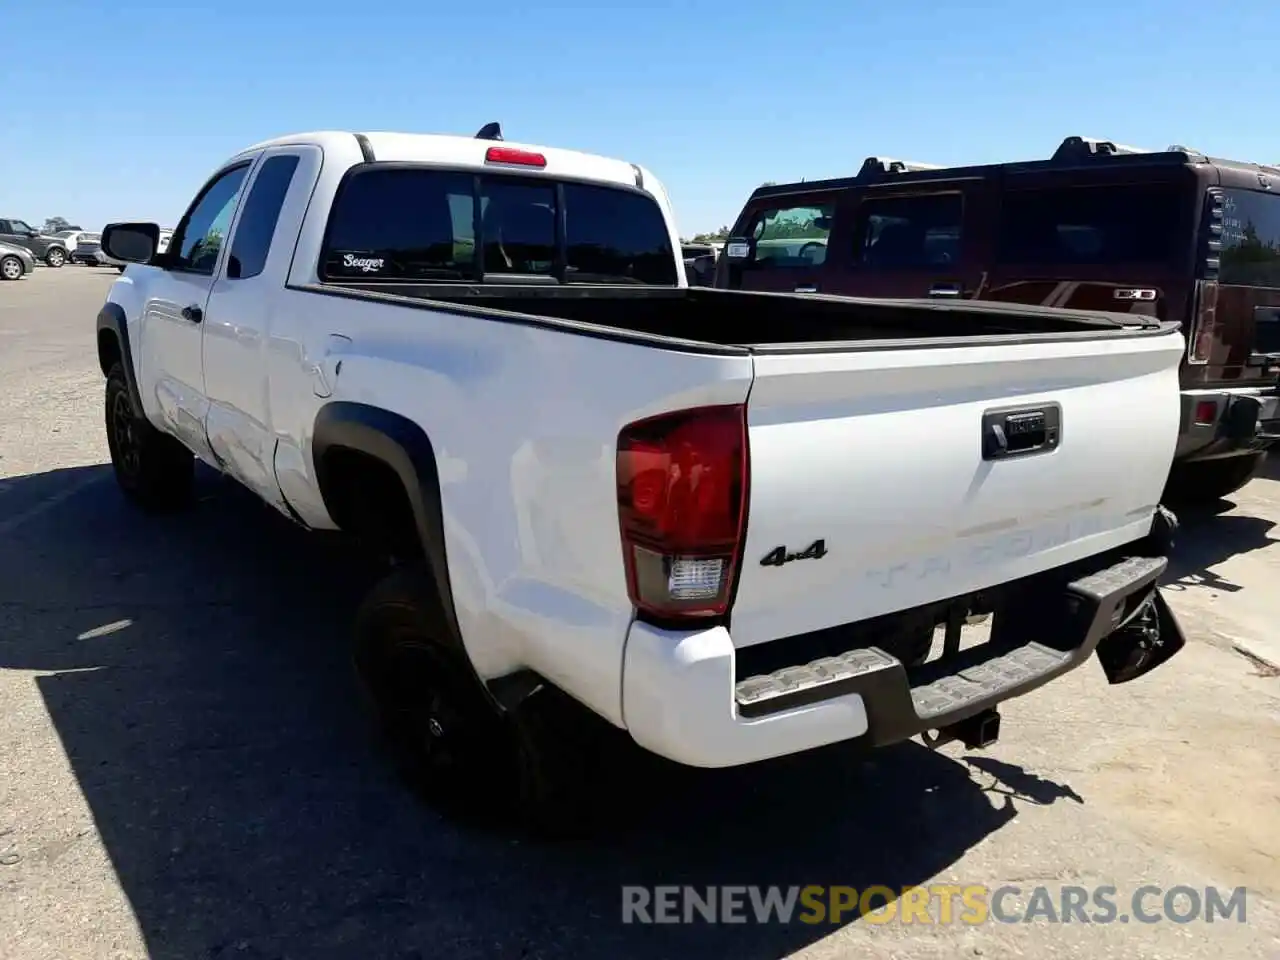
[746,203,833,268]
[996,183,1188,266]
[321,167,677,284]
[1220,188,1280,289]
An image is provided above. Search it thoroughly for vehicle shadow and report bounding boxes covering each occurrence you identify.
[0,464,1052,960]
[1161,496,1279,594]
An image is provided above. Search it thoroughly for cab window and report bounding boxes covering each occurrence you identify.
[1219,189,1280,289]
[747,203,833,268]
[852,193,963,269]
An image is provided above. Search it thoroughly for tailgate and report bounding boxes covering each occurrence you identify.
[729,329,1184,647]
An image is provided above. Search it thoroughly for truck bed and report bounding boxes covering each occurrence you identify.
[287,275,1184,654]
[295,282,1173,352]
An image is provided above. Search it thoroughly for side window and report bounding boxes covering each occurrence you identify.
[748,203,833,268]
[995,184,1185,266]
[171,164,251,275]
[322,168,475,280]
[853,194,963,269]
[563,182,677,285]
[1219,189,1280,289]
[226,155,301,280]
[480,179,555,276]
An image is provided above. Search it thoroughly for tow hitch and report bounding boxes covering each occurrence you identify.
[923,707,1002,751]
[1095,588,1186,684]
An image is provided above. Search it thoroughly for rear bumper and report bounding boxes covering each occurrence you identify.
[620,552,1180,768]
[1176,386,1280,462]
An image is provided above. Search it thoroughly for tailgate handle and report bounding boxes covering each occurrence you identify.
[929,283,963,298]
[982,405,1061,460]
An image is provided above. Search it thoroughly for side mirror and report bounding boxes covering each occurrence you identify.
[102,222,161,264]
[26,229,40,238]
[723,236,757,263]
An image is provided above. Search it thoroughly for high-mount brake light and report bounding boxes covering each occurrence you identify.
[485,146,547,168]
[616,405,748,622]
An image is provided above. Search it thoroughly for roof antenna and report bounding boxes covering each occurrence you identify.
[475,122,503,141]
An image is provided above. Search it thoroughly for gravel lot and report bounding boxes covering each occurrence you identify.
[1,266,1278,959]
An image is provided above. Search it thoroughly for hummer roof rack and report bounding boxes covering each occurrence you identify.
[856,156,945,179]
[1052,135,1208,164]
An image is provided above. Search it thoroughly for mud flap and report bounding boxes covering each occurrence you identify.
[1095,588,1187,684]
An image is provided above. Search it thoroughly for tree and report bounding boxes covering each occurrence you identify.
[41,216,80,234]
[691,225,731,243]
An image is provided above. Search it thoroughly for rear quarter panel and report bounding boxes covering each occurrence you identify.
[272,290,753,726]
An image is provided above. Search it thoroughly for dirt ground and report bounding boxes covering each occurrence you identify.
[1,267,1277,959]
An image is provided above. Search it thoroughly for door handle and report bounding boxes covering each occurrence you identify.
[794,285,819,294]
[181,304,203,323]
[981,405,1061,461]
[929,284,963,298]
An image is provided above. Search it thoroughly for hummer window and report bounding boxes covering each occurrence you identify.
[996,183,1185,266]
[747,204,833,268]
[1219,189,1280,289]
[853,193,963,269]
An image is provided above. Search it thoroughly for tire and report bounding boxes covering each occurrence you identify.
[45,247,66,268]
[0,255,23,281]
[104,363,194,510]
[1163,452,1265,508]
[353,564,590,836]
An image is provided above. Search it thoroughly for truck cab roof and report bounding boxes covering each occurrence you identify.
[232,129,655,195]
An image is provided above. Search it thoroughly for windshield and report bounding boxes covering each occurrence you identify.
[995,183,1190,266]
[320,168,678,285]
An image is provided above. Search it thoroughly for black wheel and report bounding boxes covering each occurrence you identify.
[353,565,590,836]
[1163,452,1265,508]
[45,247,66,268]
[104,363,194,510]
[0,255,23,281]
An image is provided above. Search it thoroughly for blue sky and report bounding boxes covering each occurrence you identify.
[3,0,1276,237]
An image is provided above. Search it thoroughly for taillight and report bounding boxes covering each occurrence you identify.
[1189,190,1225,364]
[485,146,547,168]
[1190,280,1220,363]
[616,405,748,622]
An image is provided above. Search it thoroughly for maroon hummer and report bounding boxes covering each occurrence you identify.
[715,136,1280,505]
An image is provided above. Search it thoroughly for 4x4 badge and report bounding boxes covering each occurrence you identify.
[761,539,828,567]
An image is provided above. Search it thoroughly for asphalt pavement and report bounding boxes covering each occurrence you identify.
[1,266,1277,959]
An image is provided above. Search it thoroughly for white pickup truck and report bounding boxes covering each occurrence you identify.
[96,124,1187,832]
